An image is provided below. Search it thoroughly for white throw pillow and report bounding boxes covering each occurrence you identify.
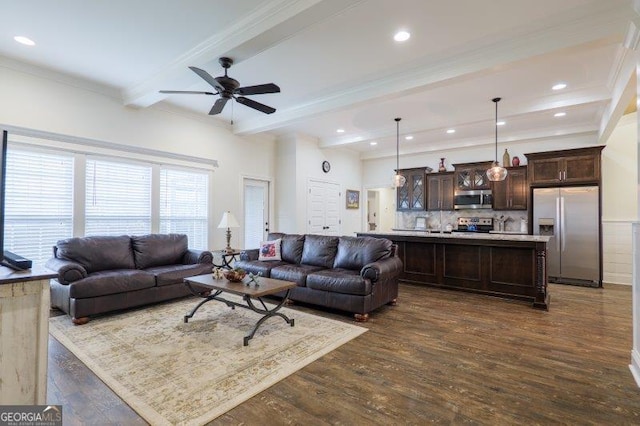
[258,239,282,261]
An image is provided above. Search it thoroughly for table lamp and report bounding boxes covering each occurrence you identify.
[218,211,240,253]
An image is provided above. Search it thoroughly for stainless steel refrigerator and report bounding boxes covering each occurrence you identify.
[533,186,601,286]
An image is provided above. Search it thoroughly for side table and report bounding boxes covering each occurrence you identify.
[212,250,241,269]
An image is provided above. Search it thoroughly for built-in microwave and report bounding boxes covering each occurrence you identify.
[453,189,493,210]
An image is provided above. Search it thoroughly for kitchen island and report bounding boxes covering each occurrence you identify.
[357,231,551,309]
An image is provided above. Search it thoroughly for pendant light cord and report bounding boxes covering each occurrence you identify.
[395,117,401,172]
[492,97,501,163]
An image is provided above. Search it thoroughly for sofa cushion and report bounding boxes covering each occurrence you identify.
[268,233,305,264]
[333,236,393,270]
[69,269,156,298]
[56,235,135,274]
[132,234,188,269]
[144,263,213,286]
[301,235,339,268]
[234,259,288,277]
[270,264,325,287]
[306,269,372,296]
[259,239,282,261]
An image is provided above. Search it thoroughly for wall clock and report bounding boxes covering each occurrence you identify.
[322,160,331,173]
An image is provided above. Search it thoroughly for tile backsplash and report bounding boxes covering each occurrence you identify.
[397,210,528,232]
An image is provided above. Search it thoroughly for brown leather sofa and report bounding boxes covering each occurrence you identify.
[46,234,212,324]
[235,233,402,321]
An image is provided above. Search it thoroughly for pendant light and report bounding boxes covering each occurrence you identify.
[486,97,508,181]
[393,117,406,187]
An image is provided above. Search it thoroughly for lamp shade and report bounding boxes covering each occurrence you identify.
[217,211,240,229]
[487,97,508,182]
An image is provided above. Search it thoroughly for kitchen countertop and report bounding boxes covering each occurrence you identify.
[363,230,550,243]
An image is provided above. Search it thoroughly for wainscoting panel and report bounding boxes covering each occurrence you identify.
[602,221,634,285]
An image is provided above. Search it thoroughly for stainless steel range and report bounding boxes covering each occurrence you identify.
[454,217,493,233]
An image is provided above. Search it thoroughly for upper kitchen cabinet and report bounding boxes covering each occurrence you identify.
[453,161,493,191]
[491,166,527,210]
[427,172,454,211]
[525,146,604,186]
[397,168,427,211]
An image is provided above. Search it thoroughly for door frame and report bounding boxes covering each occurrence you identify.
[241,175,273,249]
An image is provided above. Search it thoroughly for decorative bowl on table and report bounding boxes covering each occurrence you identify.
[223,269,246,282]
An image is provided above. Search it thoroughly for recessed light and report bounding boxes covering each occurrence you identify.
[14,36,35,46]
[552,82,567,91]
[405,135,413,140]
[446,129,456,134]
[336,128,345,133]
[496,121,506,126]
[554,112,566,117]
[370,141,378,146]
[394,31,411,42]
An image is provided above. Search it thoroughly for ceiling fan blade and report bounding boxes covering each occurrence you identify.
[235,83,281,96]
[189,66,225,92]
[209,97,228,115]
[159,90,217,95]
[236,96,276,114]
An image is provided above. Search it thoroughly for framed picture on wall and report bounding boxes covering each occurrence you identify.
[346,189,360,209]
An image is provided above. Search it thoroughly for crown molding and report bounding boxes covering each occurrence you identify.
[0,55,121,99]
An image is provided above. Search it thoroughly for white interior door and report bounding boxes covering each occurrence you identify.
[307,179,340,235]
[244,179,269,248]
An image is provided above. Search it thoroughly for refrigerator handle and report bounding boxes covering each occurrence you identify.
[560,196,566,252]
[556,196,561,252]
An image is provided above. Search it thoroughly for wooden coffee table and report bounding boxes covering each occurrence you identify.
[183,274,296,346]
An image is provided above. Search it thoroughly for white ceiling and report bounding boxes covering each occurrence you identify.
[0,0,635,159]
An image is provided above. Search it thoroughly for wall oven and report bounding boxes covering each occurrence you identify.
[453,190,493,210]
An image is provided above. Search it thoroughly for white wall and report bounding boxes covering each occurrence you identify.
[602,112,638,284]
[0,61,276,250]
[274,133,362,235]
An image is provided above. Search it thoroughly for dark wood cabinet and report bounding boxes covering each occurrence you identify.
[492,166,527,210]
[397,168,426,211]
[525,146,604,186]
[453,161,493,191]
[427,172,454,210]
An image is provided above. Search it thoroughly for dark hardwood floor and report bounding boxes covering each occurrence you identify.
[48,283,640,425]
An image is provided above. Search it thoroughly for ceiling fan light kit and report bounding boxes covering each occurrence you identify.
[160,57,280,116]
[487,97,508,182]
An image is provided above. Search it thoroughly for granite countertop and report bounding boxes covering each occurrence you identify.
[361,230,551,243]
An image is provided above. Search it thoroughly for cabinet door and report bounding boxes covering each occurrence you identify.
[397,178,410,210]
[427,176,441,210]
[456,169,473,190]
[491,178,509,210]
[473,168,490,190]
[508,167,528,209]
[529,158,562,184]
[564,154,599,183]
[409,172,425,210]
[440,174,454,210]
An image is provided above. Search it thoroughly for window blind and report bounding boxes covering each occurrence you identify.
[244,184,265,249]
[159,168,208,249]
[85,158,152,236]
[4,148,74,264]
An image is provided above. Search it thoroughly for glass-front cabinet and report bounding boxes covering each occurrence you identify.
[453,161,493,191]
[396,168,426,211]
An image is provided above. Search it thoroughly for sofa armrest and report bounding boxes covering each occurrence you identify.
[45,257,88,285]
[183,249,213,265]
[240,249,259,261]
[361,256,403,282]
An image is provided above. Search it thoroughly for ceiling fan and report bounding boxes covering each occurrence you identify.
[159,57,280,115]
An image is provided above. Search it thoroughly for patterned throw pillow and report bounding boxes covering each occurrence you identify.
[258,239,282,261]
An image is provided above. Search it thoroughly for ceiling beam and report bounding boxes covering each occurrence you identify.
[122,0,363,108]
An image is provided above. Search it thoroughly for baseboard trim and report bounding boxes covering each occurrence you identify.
[629,349,640,388]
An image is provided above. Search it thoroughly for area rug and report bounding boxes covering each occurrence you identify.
[49,296,367,425]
